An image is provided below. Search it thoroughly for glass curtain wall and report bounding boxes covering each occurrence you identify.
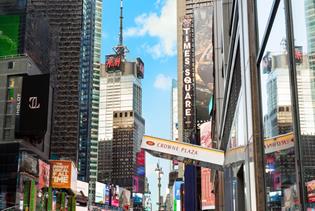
[256,0,315,209]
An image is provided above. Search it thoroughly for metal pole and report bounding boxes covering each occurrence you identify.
[284,0,306,209]
[158,172,161,211]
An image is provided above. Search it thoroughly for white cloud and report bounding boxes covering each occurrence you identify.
[125,0,176,59]
[154,74,172,90]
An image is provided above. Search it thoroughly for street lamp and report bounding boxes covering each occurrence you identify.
[155,162,163,211]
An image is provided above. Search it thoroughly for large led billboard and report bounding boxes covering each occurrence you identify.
[0,15,20,57]
[95,182,105,204]
[15,74,50,139]
[194,6,214,127]
[105,54,122,72]
[50,160,77,193]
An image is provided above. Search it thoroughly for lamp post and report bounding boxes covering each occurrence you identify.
[155,163,163,211]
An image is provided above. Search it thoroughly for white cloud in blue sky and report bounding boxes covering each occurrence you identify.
[154,73,172,91]
[125,0,176,59]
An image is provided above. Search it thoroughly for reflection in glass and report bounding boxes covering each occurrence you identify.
[258,2,300,210]
[291,0,315,208]
[256,0,275,46]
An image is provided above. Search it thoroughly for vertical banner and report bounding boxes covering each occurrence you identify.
[194,5,215,210]
[182,16,195,143]
[194,6,214,127]
[200,122,215,210]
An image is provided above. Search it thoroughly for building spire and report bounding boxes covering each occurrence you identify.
[119,0,123,46]
[114,0,129,58]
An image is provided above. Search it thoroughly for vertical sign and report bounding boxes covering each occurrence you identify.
[182,16,194,142]
[194,6,214,128]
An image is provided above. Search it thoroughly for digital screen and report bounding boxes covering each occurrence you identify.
[0,15,20,57]
[105,54,122,72]
[15,74,50,138]
[269,191,282,202]
[133,193,143,205]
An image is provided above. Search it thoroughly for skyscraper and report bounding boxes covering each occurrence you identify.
[78,0,102,201]
[112,111,145,191]
[98,0,145,193]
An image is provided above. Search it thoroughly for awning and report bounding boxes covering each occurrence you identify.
[141,135,224,170]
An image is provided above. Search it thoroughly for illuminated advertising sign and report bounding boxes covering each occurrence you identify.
[182,17,194,136]
[15,74,50,139]
[0,15,20,57]
[194,6,214,127]
[136,149,145,165]
[110,185,119,207]
[173,180,183,211]
[105,54,122,72]
[50,160,77,192]
[133,193,143,205]
[38,160,50,189]
[95,182,105,204]
[104,184,110,205]
[200,121,215,210]
[136,57,144,79]
[307,180,315,203]
[119,188,131,210]
[19,152,38,176]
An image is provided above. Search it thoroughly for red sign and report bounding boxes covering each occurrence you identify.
[105,55,121,72]
[38,160,50,189]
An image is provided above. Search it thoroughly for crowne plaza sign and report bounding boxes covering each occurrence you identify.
[141,135,224,170]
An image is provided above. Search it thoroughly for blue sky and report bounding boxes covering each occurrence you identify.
[101,0,177,209]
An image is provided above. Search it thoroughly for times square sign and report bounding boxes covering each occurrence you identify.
[182,17,194,130]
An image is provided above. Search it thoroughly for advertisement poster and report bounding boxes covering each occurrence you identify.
[194,6,214,126]
[110,185,119,207]
[200,122,215,210]
[119,188,131,210]
[20,152,38,176]
[38,160,50,189]
[105,54,122,72]
[307,180,315,203]
[95,182,105,204]
[0,15,20,57]
[174,181,183,211]
[50,160,77,192]
[104,184,110,205]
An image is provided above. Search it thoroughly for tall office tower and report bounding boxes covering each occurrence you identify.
[98,0,145,189]
[263,54,315,138]
[112,111,145,191]
[26,0,83,163]
[98,58,145,184]
[305,0,315,72]
[78,0,102,200]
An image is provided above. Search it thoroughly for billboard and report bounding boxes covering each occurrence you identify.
[77,180,89,197]
[136,57,144,79]
[105,54,122,72]
[133,193,143,205]
[182,16,195,140]
[194,6,214,127]
[119,188,131,210]
[50,160,77,192]
[173,181,183,211]
[19,152,38,176]
[104,184,110,205]
[0,15,20,57]
[110,185,119,207]
[15,74,50,139]
[200,121,215,210]
[95,182,105,204]
[307,180,315,203]
[38,160,50,189]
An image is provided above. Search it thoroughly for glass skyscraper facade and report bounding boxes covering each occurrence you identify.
[78,0,102,201]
